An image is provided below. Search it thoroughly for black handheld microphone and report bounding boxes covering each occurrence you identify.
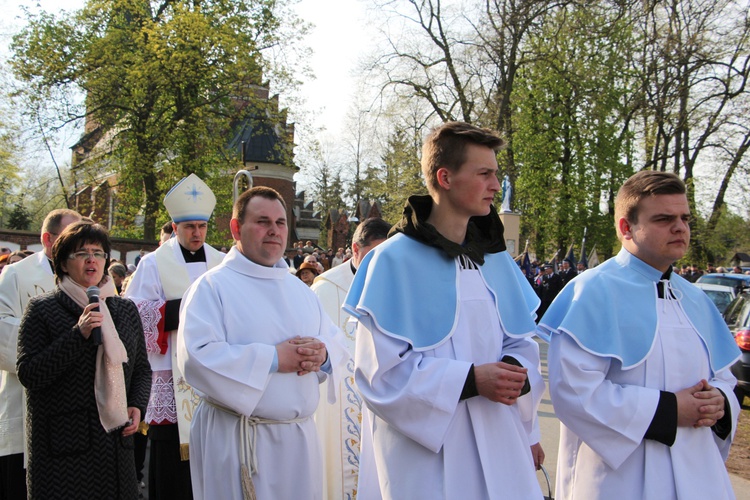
[85,286,103,346]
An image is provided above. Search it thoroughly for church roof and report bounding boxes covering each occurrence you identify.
[228,118,287,164]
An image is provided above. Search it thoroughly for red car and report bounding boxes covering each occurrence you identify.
[723,292,750,405]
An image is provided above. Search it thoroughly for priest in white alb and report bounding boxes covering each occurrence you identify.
[310,217,391,500]
[176,186,349,500]
[539,170,741,500]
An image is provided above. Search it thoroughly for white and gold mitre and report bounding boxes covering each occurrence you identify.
[164,173,216,223]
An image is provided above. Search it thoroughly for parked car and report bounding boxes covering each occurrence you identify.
[694,283,736,315]
[696,273,750,295]
[722,292,750,405]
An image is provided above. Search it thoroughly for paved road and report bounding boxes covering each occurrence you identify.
[535,339,750,499]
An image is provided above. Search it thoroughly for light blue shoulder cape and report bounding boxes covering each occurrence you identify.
[342,233,540,351]
[538,248,740,371]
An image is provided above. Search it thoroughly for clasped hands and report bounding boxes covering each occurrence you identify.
[676,379,726,428]
[474,361,528,406]
[276,336,327,376]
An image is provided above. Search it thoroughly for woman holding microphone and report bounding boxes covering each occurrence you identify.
[17,221,151,499]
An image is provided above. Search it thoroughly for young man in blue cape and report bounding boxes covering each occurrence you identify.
[539,170,741,499]
[344,122,545,499]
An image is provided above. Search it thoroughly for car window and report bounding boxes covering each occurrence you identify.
[739,299,750,328]
[704,290,734,315]
[697,275,750,295]
[724,296,746,327]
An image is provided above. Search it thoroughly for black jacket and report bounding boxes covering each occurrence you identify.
[17,288,151,500]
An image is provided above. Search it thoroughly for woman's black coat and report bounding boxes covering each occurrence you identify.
[17,288,151,499]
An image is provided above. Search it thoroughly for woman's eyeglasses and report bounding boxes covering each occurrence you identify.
[68,251,108,261]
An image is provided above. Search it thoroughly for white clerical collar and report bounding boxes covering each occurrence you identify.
[224,247,289,279]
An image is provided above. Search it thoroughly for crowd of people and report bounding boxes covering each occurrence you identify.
[525,249,749,320]
[0,121,743,500]
[675,263,750,282]
[291,242,359,288]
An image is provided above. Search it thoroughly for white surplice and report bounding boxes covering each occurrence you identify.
[124,238,223,426]
[176,247,350,500]
[549,297,738,500]
[0,252,54,458]
[310,263,359,500]
[354,266,544,500]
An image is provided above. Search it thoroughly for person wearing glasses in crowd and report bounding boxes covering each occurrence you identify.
[16,221,151,499]
[0,208,81,500]
[295,261,319,287]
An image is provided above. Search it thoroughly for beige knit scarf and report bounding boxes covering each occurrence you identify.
[59,275,129,432]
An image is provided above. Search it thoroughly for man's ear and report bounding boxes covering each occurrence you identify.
[229,219,241,241]
[436,167,451,190]
[617,217,632,240]
[41,232,53,250]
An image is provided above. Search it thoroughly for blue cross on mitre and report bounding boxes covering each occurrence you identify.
[164,173,216,223]
[184,183,203,203]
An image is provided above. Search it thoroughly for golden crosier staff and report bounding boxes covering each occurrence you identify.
[234,170,254,203]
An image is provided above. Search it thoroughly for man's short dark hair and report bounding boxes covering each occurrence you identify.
[161,221,174,235]
[421,122,505,195]
[614,170,686,239]
[233,186,287,223]
[352,218,392,248]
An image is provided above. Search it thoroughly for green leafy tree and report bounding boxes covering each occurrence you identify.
[11,0,307,239]
[372,125,426,224]
[0,129,20,193]
[0,88,22,226]
[687,207,750,267]
[7,203,32,230]
[365,0,571,198]
[633,0,750,262]
[362,0,750,262]
[513,3,636,260]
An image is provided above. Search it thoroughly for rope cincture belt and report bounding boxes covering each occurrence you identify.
[201,398,311,500]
